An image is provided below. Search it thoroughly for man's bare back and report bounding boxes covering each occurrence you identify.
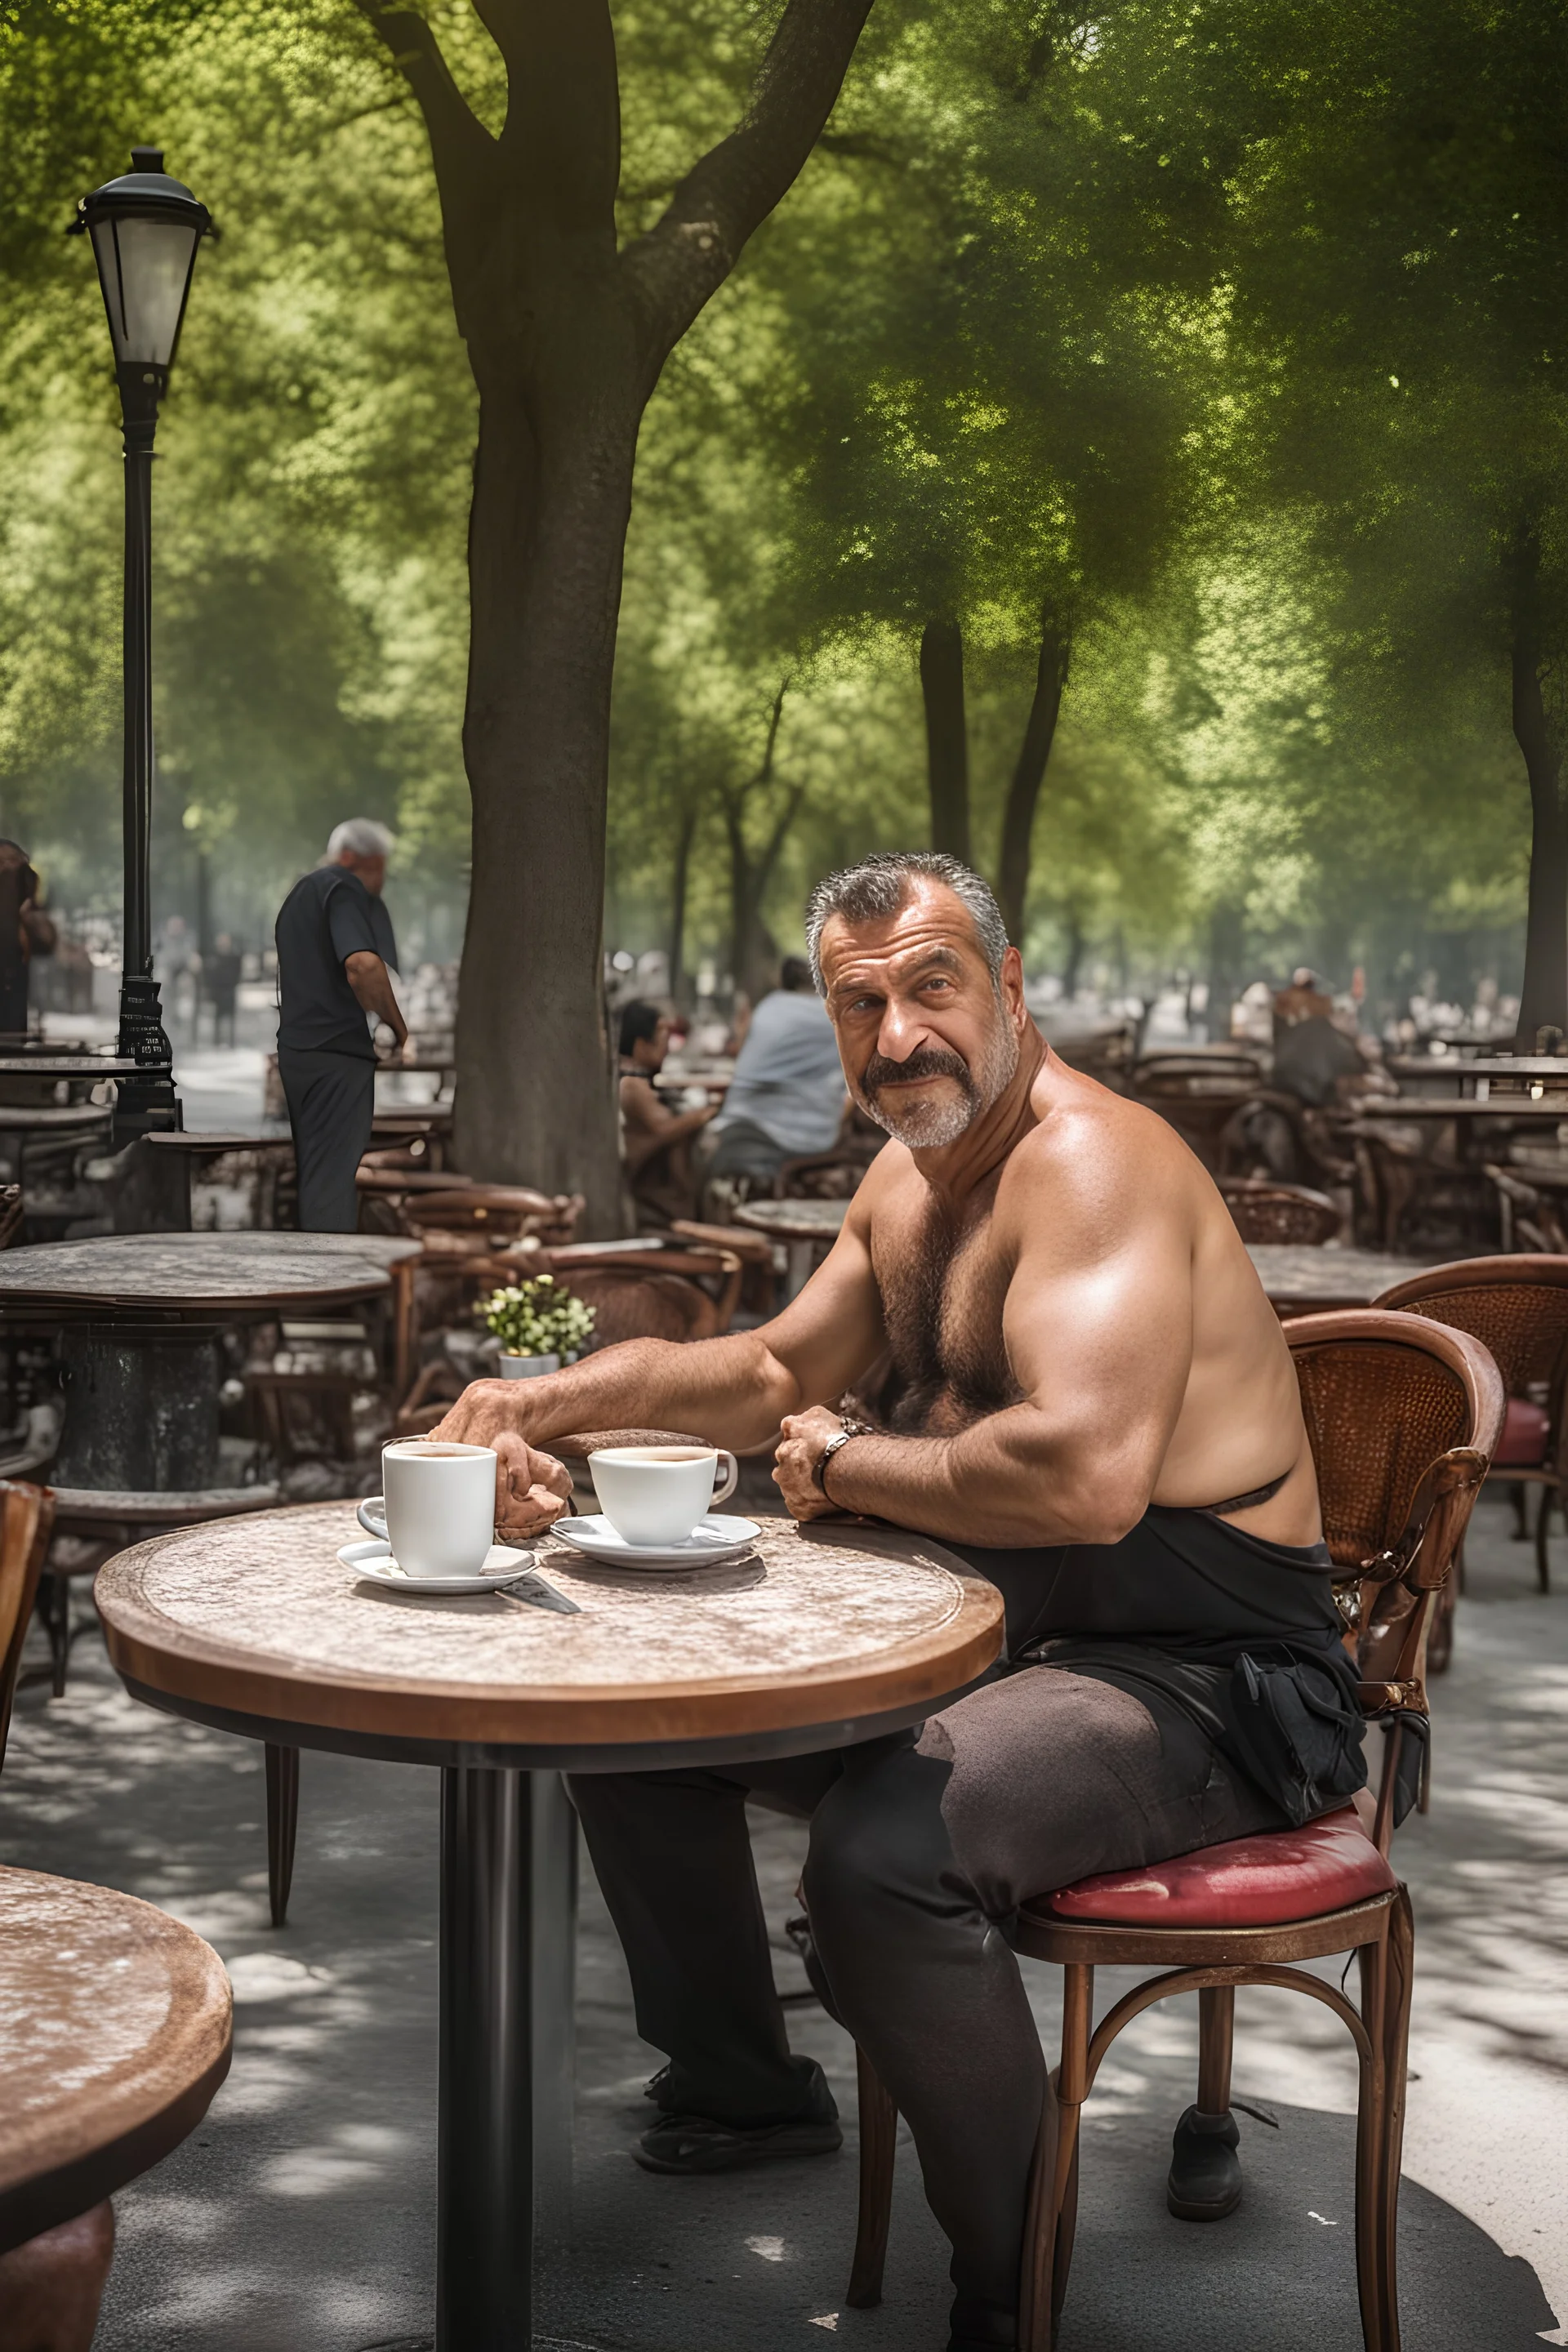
[438,870,1319,1559]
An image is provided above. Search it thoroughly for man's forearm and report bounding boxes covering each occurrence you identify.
[817,1414,1138,1548]
[345,952,407,1043]
[452,1330,800,1454]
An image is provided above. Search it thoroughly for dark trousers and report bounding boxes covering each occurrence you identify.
[278,1046,374,1232]
[570,1661,1283,2349]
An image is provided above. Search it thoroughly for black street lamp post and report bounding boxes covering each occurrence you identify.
[71,148,214,1138]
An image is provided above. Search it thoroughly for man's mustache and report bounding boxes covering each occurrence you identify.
[860,1046,974,1095]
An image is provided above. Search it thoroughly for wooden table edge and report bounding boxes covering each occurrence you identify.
[96,1599,1004,1748]
[95,1508,1005,1748]
[0,2037,232,2257]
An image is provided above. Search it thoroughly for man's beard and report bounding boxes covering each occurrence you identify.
[855,1017,1019,1147]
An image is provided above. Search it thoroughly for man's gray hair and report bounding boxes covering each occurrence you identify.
[805,851,1009,991]
[327,818,394,862]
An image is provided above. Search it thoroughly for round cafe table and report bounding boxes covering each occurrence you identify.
[733,1195,850,1298]
[1245,1243,1437,1316]
[0,1232,419,1499]
[0,1866,231,2257]
[95,1501,1003,2352]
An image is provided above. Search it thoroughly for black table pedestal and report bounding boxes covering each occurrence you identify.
[439,1766,533,2351]
[53,1323,221,1490]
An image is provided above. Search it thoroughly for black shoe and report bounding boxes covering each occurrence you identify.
[1166,2103,1242,2221]
[634,2109,844,2174]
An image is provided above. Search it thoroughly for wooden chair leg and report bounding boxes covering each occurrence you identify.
[1510,1480,1529,1540]
[1026,1962,1090,2350]
[38,1571,70,1698]
[845,2043,897,2308]
[1536,1485,1554,1594]
[1377,1890,1414,2352]
[1019,2065,1062,2352]
[265,1742,301,1928]
[1197,1983,1235,2114]
[1354,1931,1390,2352]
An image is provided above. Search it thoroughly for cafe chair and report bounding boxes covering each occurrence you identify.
[844,1309,1502,2352]
[1,1479,55,1775]
[0,1182,23,1251]
[1374,1253,1568,1601]
[1218,1176,1341,1246]
[1483,1165,1568,1257]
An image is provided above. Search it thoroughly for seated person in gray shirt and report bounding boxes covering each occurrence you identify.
[709,957,848,1183]
[274,819,405,1231]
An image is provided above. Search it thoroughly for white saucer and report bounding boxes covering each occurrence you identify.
[554,1512,761,1570]
[338,1535,537,1596]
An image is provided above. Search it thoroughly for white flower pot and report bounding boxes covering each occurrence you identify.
[499,1352,559,1379]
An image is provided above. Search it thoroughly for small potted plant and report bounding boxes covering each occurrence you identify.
[479,1276,596,1379]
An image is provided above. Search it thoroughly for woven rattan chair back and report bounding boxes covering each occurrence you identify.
[0,1480,55,1775]
[1373,1253,1568,1398]
[1220,1178,1340,1246]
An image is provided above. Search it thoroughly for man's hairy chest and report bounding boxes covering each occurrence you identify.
[867,1193,1022,1434]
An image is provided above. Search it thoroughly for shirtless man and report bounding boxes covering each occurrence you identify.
[438,852,1363,2352]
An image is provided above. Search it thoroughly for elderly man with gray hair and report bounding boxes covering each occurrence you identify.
[274,819,405,1230]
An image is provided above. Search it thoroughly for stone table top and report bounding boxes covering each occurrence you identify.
[733,1198,851,1242]
[96,1500,1004,1757]
[1246,1245,1437,1305]
[0,1231,419,1316]
[0,1866,231,2255]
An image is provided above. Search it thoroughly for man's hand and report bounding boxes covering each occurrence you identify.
[431,1382,573,1539]
[773,1405,850,1521]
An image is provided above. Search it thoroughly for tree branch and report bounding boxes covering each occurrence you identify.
[351,2,492,190]
[621,0,875,368]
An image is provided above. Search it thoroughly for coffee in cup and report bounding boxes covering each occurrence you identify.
[588,1444,739,1548]
[357,1438,498,1577]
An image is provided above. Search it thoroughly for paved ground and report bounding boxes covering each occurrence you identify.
[2,1490,1563,2351]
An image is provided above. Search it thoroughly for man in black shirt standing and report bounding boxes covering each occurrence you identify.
[274,820,406,1230]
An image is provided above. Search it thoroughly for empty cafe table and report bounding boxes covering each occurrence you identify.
[95,1502,1004,2351]
[733,1195,849,1297]
[0,1865,231,2323]
[0,1232,419,1503]
[1246,1243,1436,1316]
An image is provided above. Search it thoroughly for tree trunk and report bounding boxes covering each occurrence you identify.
[668,803,697,1009]
[725,781,802,1008]
[357,0,879,1229]
[920,618,970,863]
[452,367,640,1225]
[1206,900,1245,1043]
[1512,606,1568,1049]
[1061,908,1086,1000]
[996,624,1070,945]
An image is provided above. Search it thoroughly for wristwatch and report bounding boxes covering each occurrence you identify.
[813,1418,872,1497]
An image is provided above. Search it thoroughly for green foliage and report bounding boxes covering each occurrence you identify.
[0,0,1552,1004]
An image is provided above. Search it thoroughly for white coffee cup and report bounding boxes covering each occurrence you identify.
[588,1445,739,1548]
[357,1438,498,1578]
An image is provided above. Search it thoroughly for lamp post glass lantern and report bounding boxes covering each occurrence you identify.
[72,148,214,1134]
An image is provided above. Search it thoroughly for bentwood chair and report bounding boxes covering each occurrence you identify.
[1,1480,56,1775]
[1218,1176,1341,1246]
[844,1310,1503,2352]
[1374,1254,1568,1600]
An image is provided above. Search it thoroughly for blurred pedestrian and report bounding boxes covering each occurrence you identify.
[274,820,404,1231]
[0,841,56,1039]
[206,933,243,1049]
[707,956,847,1187]
[617,1000,717,1225]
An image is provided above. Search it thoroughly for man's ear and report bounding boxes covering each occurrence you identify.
[1001,942,1027,1023]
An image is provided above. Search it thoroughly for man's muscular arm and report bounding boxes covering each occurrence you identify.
[775,1116,1195,1547]
[433,1200,888,1535]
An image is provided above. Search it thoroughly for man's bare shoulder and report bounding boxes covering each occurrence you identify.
[999,1064,1205,1237]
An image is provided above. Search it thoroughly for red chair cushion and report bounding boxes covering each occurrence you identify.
[1492,1395,1550,1469]
[1043,1806,1396,1927]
